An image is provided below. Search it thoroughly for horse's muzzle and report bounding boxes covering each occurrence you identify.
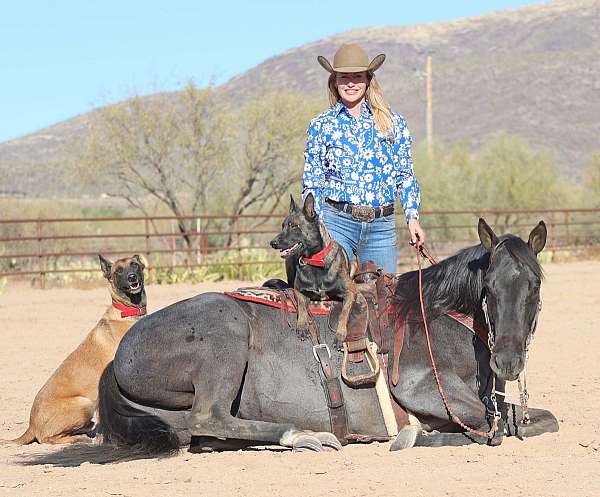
[490,352,525,381]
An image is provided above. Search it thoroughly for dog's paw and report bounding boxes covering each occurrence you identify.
[334,334,346,351]
[296,325,310,341]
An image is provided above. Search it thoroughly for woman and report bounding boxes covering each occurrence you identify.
[303,43,425,273]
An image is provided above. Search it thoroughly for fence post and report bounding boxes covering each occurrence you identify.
[196,217,201,265]
[236,215,243,280]
[171,220,176,268]
[37,218,46,289]
[144,218,151,273]
[564,211,571,246]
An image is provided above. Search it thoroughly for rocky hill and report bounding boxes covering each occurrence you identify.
[1,0,598,197]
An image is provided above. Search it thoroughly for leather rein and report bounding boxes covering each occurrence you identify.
[414,242,542,438]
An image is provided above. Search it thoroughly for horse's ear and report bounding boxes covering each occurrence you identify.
[303,193,316,220]
[528,221,547,255]
[478,218,499,252]
[289,194,298,213]
[98,254,112,279]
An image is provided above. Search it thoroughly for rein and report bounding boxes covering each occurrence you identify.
[414,241,543,435]
[413,244,501,439]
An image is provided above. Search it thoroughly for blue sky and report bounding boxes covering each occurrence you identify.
[0,0,538,143]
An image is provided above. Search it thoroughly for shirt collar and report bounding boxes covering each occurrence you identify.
[334,100,372,118]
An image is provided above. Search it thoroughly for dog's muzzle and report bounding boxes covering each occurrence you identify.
[127,273,142,293]
[277,243,301,258]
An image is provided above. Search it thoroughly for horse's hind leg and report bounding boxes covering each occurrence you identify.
[187,333,340,452]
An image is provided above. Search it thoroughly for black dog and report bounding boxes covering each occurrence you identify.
[270,194,363,346]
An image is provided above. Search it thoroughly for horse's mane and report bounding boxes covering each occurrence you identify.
[393,235,543,319]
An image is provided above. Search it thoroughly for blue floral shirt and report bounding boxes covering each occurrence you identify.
[302,101,420,222]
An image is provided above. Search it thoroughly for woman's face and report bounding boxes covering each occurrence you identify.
[336,71,368,106]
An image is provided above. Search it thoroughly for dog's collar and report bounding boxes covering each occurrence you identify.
[300,236,334,268]
[113,302,147,318]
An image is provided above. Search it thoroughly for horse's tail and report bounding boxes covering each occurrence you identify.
[0,426,36,445]
[98,362,179,457]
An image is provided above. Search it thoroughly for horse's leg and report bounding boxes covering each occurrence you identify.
[503,404,559,438]
[189,394,341,452]
[187,325,340,452]
[391,398,503,450]
[391,319,504,451]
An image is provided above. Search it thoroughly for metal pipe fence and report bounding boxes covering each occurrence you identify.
[0,208,598,287]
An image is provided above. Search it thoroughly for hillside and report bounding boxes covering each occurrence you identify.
[1,0,598,197]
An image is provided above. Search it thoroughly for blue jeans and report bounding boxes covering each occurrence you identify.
[322,203,398,273]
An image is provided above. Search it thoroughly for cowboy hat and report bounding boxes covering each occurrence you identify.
[317,43,385,74]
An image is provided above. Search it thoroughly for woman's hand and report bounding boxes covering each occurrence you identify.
[407,219,426,247]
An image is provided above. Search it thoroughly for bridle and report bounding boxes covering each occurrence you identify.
[482,290,542,426]
[414,241,542,439]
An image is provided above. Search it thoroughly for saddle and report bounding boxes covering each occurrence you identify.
[226,262,409,443]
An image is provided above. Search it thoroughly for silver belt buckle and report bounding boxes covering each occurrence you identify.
[351,205,376,222]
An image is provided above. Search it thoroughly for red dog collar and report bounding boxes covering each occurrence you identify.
[300,236,334,268]
[113,302,147,318]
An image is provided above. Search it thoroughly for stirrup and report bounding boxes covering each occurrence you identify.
[341,340,379,386]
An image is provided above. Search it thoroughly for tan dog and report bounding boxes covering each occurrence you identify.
[5,255,146,444]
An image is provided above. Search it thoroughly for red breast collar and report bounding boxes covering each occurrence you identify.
[447,311,489,349]
[113,302,147,318]
[300,236,334,268]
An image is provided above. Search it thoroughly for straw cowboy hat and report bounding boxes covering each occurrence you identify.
[317,43,385,73]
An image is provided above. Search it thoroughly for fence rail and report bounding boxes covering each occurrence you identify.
[1,208,598,287]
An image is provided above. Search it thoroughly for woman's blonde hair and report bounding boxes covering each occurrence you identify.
[328,73,394,137]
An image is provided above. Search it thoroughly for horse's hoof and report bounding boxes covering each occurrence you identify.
[314,432,343,451]
[504,407,559,438]
[280,429,325,452]
[390,425,419,451]
[292,434,324,452]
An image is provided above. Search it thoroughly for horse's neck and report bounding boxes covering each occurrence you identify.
[426,250,485,316]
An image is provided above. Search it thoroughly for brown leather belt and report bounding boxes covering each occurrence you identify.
[325,198,394,222]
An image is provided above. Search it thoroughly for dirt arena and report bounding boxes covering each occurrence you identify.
[1,261,599,497]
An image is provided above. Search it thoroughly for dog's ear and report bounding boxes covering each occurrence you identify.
[132,254,145,268]
[303,193,317,220]
[478,218,499,252]
[289,194,299,213]
[98,254,113,279]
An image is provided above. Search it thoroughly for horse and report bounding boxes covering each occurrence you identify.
[97,218,558,457]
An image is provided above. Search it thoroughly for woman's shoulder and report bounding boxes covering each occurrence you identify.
[312,107,337,121]
[306,106,338,134]
[389,110,409,129]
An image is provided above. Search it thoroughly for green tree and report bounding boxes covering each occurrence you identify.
[222,92,321,244]
[77,82,231,248]
[471,133,570,210]
[582,151,600,206]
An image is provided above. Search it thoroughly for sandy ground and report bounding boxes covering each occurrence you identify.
[0,262,599,497]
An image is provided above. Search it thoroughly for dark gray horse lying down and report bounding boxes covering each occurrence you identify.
[97,219,558,457]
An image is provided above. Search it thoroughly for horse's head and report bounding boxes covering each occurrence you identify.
[478,218,547,381]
